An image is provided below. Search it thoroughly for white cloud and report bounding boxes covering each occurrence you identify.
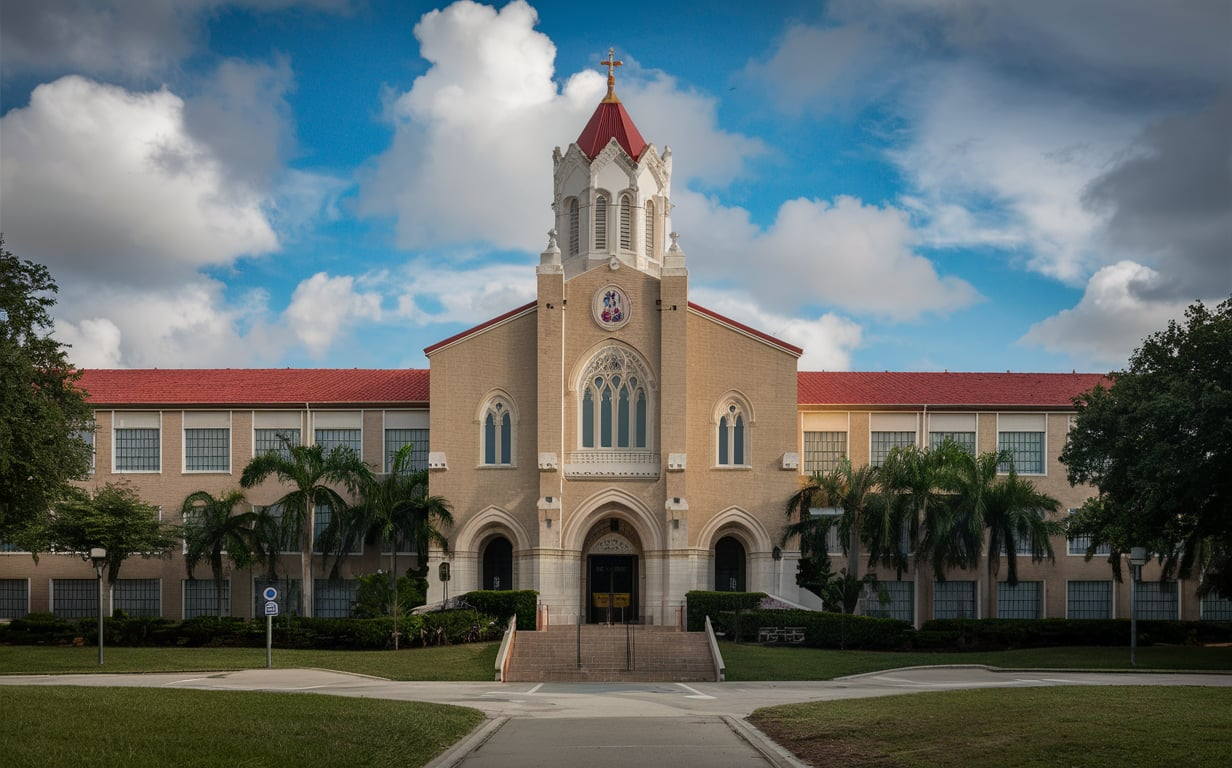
[56,318,124,369]
[1020,261,1191,369]
[284,273,383,357]
[676,190,980,322]
[690,288,863,371]
[391,259,536,328]
[0,75,279,286]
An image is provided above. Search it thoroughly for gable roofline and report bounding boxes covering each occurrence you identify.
[423,301,537,356]
[77,368,429,407]
[688,302,803,357]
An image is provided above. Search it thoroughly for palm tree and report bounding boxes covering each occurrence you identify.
[329,444,453,646]
[983,468,1062,615]
[784,458,878,589]
[181,489,254,619]
[240,443,372,618]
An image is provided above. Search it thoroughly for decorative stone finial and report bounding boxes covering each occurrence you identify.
[601,47,622,103]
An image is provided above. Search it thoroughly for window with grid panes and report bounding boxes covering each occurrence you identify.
[1200,592,1232,621]
[997,581,1042,618]
[1067,580,1113,619]
[867,580,913,622]
[1066,509,1111,556]
[929,431,975,454]
[0,579,29,618]
[314,579,358,618]
[77,428,96,473]
[253,504,299,553]
[115,427,160,471]
[933,580,976,619]
[185,428,229,471]
[315,428,361,456]
[314,505,362,555]
[1136,581,1178,619]
[803,431,846,473]
[255,428,300,458]
[114,579,160,617]
[871,431,915,467]
[52,579,99,619]
[809,508,844,554]
[183,579,230,618]
[998,431,1044,473]
[385,428,430,473]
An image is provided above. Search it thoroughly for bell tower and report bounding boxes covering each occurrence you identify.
[542,49,676,279]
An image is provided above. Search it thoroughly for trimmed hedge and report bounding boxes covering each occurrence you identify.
[712,607,913,650]
[461,590,538,631]
[918,618,1232,650]
[685,591,766,631]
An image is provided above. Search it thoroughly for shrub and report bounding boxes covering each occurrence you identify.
[685,591,766,632]
[461,590,537,630]
[917,618,1232,650]
[2,612,79,645]
[711,607,912,650]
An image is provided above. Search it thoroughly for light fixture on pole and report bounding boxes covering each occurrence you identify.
[89,547,107,666]
[1128,546,1148,666]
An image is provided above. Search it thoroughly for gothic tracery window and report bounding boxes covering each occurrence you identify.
[717,399,749,466]
[482,396,514,465]
[580,347,651,449]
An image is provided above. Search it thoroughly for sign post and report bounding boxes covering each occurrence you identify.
[262,586,279,668]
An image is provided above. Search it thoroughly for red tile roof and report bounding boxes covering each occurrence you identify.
[575,100,647,161]
[77,369,429,407]
[797,371,1109,408]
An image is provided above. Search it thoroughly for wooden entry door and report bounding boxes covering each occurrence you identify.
[588,555,638,623]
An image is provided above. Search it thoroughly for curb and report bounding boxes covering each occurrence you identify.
[723,714,809,768]
[425,716,509,768]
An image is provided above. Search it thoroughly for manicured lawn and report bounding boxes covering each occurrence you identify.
[0,641,501,680]
[749,686,1232,767]
[3,686,483,768]
[719,641,1232,680]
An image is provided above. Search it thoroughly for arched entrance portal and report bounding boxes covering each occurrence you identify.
[582,518,642,623]
[715,535,746,592]
[481,536,513,591]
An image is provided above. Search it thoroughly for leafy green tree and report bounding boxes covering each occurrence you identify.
[982,469,1062,613]
[45,483,178,613]
[181,489,254,618]
[0,237,94,547]
[785,458,878,586]
[1062,298,1232,595]
[239,443,372,617]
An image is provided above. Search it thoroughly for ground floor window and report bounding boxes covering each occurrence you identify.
[997,581,1042,619]
[0,579,29,618]
[183,579,230,619]
[51,579,98,619]
[1200,592,1232,621]
[314,579,358,618]
[867,580,913,622]
[114,579,161,617]
[933,580,976,619]
[1067,580,1112,619]
[1135,581,1178,620]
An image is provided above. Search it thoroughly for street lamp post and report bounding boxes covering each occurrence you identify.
[1128,546,1148,666]
[89,547,107,666]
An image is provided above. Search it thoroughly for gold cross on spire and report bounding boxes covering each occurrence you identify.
[601,47,622,103]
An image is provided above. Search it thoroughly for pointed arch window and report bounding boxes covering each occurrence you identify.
[482,396,515,466]
[580,347,651,449]
[717,400,749,466]
[619,193,633,251]
[594,194,608,251]
[644,199,656,259]
[568,198,580,258]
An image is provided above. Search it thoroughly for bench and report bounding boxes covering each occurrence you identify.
[757,626,806,645]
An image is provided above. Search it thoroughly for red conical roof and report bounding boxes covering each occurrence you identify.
[576,99,647,161]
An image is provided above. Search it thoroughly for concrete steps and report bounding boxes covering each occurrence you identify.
[506,624,717,682]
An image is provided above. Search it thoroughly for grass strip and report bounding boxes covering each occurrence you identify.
[3,685,484,768]
[749,685,1232,768]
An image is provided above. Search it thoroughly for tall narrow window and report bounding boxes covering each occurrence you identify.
[594,194,608,251]
[717,400,749,466]
[568,198,580,258]
[482,397,514,465]
[578,348,652,450]
[644,199,656,259]
[619,193,633,250]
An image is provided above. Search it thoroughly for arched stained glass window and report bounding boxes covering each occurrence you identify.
[482,397,514,465]
[594,194,608,251]
[579,347,652,450]
[717,401,749,466]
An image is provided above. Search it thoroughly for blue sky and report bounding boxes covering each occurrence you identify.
[1,0,1228,373]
